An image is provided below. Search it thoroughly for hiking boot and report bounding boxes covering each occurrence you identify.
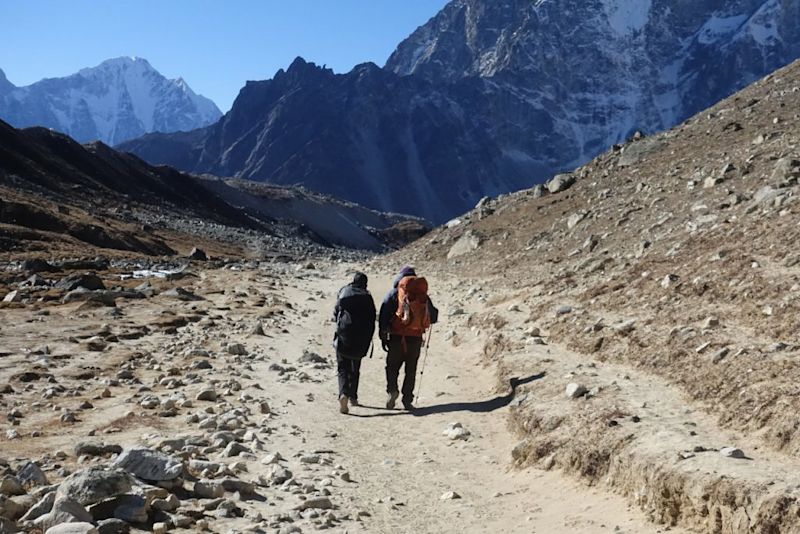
[339,396,349,415]
[386,391,399,410]
[349,397,360,407]
[403,402,415,411]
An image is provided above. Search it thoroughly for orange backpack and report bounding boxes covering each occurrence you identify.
[392,276,431,336]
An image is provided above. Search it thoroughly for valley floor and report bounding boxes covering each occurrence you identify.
[0,260,685,534]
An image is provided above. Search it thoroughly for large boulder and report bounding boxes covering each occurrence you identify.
[447,231,482,260]
[55,274,105,292]
[546,173,576,194]
[56,468,132,507]
[112,449,183,482]
[34,496,92,530]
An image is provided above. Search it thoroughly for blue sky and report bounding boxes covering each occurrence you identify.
[0,1,449,112]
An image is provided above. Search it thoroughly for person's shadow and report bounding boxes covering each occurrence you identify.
[352,372,545,418]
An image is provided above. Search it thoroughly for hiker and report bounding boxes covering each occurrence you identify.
[333,272,376,414]
[378,265,438,410]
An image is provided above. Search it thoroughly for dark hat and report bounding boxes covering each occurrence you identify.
[352,272,368,289]
[398,265,416,277]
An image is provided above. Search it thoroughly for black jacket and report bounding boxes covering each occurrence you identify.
[334,284,376,358]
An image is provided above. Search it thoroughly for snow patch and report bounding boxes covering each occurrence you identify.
[697,15,748,45]
[601,0,652,36]
[743,0,781,46]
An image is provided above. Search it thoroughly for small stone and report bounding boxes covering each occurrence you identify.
[152,522,168,534]
[295,497,333,511]
[720,447,746,459]
[565,383,588,399]
[440,491,461,500]
[196,389,217,402]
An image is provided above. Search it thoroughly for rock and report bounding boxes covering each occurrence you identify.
[17,462,49,487]
[56,468,133,507]
[226,343,247,356]
[661,274,678,289]
[152,493,179,513]
[74,442,122,458]
[720,447,746,459]
[152,522,168,534]
[440,491,461,500]
[566,211,588,230]
[20,491,57,522]
[0,494,26,521]
[56,274,105,292]
[223,442,250,457]
[702,317,719,329]
[96,518,130,534]
[35,496,93,530]
[555,305,573,316]
[443,422,470,441]
[711,347,730,364]
[21,258,58,273]
[251,322,265,336]
[546,173,576,193]
[45,523,99,534]
[2,290,22,303]
[112,449,183,482]
[188,247,208,261]
[0,477,24,496]
[566,383,588,399]
[193,481,224,499]
[62,289,117,307]
[531,184,547,198]
[298,351,326,364]
[259,401,271,415]
[771,157,800,185]
[161,287,203,301]
[220,478,255,495]
[447,231,482,259]
[195,389,217,402]
[295,497,333,511]
[111,495,148,524]
[20,274,50,288]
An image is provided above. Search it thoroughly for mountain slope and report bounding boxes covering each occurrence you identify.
[391,57,800,532]
[0,57,222,145]
[0,119,427,255]
[120,0,800,223]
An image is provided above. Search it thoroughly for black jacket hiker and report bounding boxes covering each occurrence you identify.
[333,272,376,411]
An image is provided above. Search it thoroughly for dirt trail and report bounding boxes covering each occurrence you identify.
[265,264,685,534]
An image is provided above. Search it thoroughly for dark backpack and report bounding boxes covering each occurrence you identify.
[335,286,376,358]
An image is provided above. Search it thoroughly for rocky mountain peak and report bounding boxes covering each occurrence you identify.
[0,58,222,145]
[0,67,13,94]
[121,0,800,223]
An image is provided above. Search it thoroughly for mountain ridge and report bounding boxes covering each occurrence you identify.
[120,0,800,222]
[0,57,222,145]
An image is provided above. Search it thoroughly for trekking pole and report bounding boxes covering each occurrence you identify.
[415,327,433,403]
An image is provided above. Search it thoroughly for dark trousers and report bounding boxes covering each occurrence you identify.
[337,352,362,400]
[385,335,423,404]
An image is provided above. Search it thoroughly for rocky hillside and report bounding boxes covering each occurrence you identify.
[120,0,799,223]
[0,57,221,145]
[0,119,427,258]
[390,58,800,532]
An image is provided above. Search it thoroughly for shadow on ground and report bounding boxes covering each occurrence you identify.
[350,372,545,418]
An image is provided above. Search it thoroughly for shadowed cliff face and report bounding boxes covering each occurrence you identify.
[120,0,800,223]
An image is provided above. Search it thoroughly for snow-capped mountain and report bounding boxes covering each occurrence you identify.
[0,57,221,145]
[120,0,800,222]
